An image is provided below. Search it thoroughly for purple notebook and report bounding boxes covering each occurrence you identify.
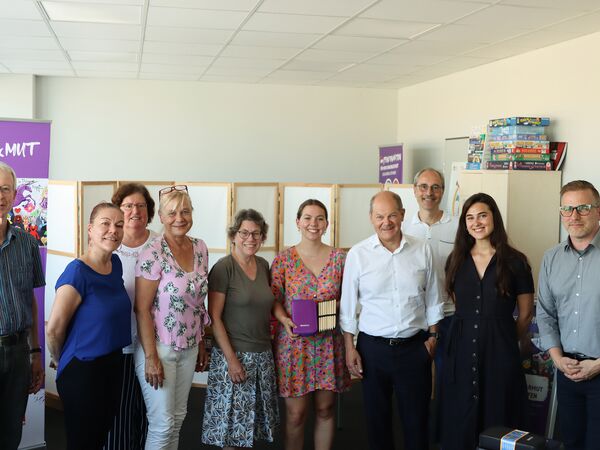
[291,299,317,336]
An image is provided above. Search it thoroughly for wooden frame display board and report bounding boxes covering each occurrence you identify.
[279,184,335,250]
[116,181,174,235]
[335,184,382,250]
[233,183,279,264]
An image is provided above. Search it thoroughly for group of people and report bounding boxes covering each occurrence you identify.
[0,159,599,450]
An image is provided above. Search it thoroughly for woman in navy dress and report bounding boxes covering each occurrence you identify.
[441,193,534,450]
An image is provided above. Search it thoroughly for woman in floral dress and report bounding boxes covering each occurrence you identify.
[271,199,351,450]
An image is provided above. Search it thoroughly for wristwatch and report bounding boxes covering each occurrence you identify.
[428,332,440,340]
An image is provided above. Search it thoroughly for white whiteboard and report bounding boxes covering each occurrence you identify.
[47,181,78,255]
[337,185,382,249]
[281,185,334,248]
[182,183,230,250]
[233,183,278,249]
[385,184,419,227]
[80,182,117,254]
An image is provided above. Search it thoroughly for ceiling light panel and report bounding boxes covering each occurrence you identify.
[335,18,440,39]
[361,0,488,23]
[143,41,223,56]
[314,35,406,52]
[230,31,321,48]
[145,26,232,43]
[259,0,375,17]
[220,45,299,59]
[0,19,52,37]
[52,21,141,39]
[243,12,345,34]
[147,7,247,29]
[42,1,142,24]
[151,0,258,11]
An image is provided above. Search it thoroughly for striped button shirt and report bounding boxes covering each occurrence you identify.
[0,224,45,335]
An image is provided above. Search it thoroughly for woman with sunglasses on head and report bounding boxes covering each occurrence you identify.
[134,185,211,450]
[441,193,534,450]
[201,209,279,449]
[100,183,157,450]
[271,199,351,450]
[47,202,131,450]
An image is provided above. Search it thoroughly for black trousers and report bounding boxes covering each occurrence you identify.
[57,351,124,450]
[357,332,432,450]
[557,370,600,450]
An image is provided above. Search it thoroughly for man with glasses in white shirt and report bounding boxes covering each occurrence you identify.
[403,168,458,442]
[537,180,600,450]
[340,190,443,450]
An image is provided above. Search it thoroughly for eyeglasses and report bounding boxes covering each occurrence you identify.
[416,184,443,193]
[121,202,147,211]
[559,204,600,217]
[238,230,262,240]
[159,185,188,198]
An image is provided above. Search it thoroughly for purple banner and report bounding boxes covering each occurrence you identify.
[379,144,403,184]
[0,120,50,179]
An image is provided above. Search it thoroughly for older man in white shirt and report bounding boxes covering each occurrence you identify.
[340,190,443,450]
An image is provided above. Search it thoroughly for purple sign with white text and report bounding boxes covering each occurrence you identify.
[379,144,403,184]
[0,120,50,178]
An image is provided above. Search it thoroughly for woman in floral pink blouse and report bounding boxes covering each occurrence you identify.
[271,199,351,450]
[134,185,210,450]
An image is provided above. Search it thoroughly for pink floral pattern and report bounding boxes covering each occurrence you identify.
[271,247,351,397]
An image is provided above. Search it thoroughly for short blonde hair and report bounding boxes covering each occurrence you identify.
[159,190,193,215]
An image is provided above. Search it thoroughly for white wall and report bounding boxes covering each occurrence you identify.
[396,31,600,190]
[36,77,397,183]
[0,74,35,119]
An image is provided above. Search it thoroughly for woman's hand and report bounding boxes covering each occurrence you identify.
[195,342,209,372]
[145,353,164,390]
[281,316,298,339]
[227,357,247,384]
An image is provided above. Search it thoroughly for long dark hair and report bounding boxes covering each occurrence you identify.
[445,193,530,299]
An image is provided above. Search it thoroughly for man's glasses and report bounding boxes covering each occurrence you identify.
[416,183,443,193]
[238,230,262,240]
[559,204,600,217]
[121,202,147,211]
[159,185,188,198]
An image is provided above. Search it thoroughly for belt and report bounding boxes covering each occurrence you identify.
[0,330,28,347]
[564,352,597,361]
[363,331,424,346]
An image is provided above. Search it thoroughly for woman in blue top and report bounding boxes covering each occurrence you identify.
[47,202,132,450]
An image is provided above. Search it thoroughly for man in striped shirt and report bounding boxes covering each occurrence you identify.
[0,162,45,450]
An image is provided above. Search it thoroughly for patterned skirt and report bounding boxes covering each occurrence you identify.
[201,348,279,448]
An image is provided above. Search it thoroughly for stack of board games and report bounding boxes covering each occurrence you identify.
[467,132,485,169]
[485,117,552,171]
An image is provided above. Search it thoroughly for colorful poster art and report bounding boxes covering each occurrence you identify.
[10,178,48,246]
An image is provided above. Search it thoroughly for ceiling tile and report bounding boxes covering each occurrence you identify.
[147,7,247,29]
[361,0,488,23]
[335,17,440,39]
[433,55,492,70]
[139,72,199,81]
[140,62,206,74]
[210,56,284,69]
[243,12,345,34]
[344,62,417,75]
[204,66,272,77]
[390,39,486,55]
[76,70,137,79]
[314,35,406,52]
[0,19,51,37]
[141,53,214,65]
[72,61,139,71]
[0,0,43,20]
[463,42,532,59]
[265,69,333,81]
[52,21,141,39]
[231,30,320,48]
[501,28,585,48]
[220,45,299,59]
[500,0,600,13]
[0,63,9,73]
[0,36,59,50]
[422,23,524,43]
[0,48,65,61]
[329,69,394,82]
[150,0,257,11]
[368,52,449,66]
[143,41,222,55]
[43,1,142,24]
[2,59,73,70]
[200,74,263,83]
[296,48,375,62]
[456,4,573,30]
[549,12,600,34]
[59,37,139,52]
[259,0,374,17]
[283,59,351,72]
[68,50,138,62]
[317,79,373,87]
[145,26,231,43]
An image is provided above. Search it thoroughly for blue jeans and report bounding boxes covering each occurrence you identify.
[0,339,30,450]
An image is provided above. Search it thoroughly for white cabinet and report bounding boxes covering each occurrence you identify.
[458,170,562,286]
